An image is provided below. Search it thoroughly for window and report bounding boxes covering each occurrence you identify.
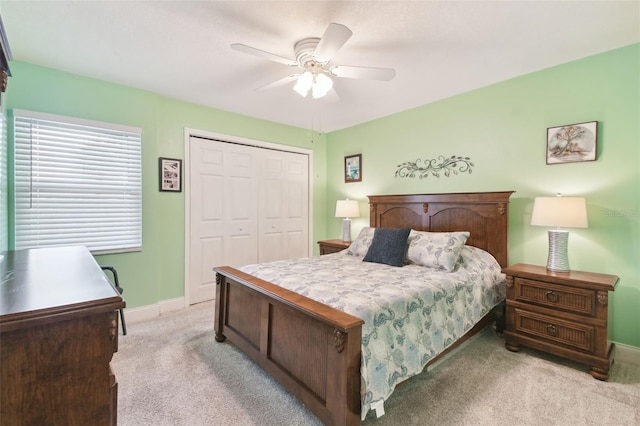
[13,110,142,254]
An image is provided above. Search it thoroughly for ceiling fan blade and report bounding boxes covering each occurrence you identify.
[255,74,300,91]
[313,23,353,63]
[330,65,396,81]
[323,87,340,103]
[231,43,298,67]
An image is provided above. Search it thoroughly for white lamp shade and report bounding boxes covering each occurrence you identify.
[531,197,588,228]
[335,199,360,218]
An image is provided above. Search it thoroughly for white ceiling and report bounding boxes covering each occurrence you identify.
[3,1,639,133]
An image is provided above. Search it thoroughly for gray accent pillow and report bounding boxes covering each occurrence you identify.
[363,228,411,267]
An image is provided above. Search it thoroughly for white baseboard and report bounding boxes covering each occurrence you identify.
[123,297,187,324]
[614,341,640,365]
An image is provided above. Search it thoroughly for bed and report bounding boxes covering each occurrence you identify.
[214,191,513,425]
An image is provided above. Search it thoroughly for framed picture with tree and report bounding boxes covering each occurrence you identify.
[546,121,597,164]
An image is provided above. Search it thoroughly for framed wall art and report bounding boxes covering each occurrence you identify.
[159,157,182,192]
[344,154,362,183]
[546,121,597,164]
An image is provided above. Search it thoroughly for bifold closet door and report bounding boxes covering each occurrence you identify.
[189,137,310,305]
[189,137,258,304]
[258,149,309,263]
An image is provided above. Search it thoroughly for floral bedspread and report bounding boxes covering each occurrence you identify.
[239,245,505,420]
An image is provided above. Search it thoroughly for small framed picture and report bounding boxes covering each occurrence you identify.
[159,157,182,192]
[344,154,362,183]
[546,121,597,164]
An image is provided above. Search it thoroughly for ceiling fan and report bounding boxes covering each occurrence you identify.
[231,23,395,99]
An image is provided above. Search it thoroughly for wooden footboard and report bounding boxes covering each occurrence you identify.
[214,266,364,426]
[213,191,512,425]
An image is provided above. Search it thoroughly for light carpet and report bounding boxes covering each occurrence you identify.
[112,301,640,425]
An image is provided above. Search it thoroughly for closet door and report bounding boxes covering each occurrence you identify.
[188,136,310,305]
[189,137,258,304]
[258,150,309,263]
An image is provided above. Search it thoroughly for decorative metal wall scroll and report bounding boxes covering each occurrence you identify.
[395,155,474,179]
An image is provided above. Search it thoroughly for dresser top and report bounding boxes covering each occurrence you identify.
[1,246,123,326]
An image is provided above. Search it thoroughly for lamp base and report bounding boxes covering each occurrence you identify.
[546,229,570,272]
[341,218,352,242]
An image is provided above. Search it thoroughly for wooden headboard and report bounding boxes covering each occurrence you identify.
[368,191,514,267]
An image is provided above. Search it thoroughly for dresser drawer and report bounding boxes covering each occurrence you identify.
[513,308,595,353]
[514,277,595,316]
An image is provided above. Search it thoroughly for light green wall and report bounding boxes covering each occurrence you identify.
[5,61,328,309]
[1,0,7,250]
[1,109,6,252]
[1,90,7,251]
[326,43,640,348]
[4,44,638,348]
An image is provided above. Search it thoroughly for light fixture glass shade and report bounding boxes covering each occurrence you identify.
[335,199,360,218]
[312,73,333,98]
[293,70,333,99]
[293,71,313,97]
[531,196,588,272]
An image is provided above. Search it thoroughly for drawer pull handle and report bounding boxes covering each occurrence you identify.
[546,324,558,336]
[545,290,559,303]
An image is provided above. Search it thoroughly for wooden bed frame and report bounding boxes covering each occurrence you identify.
[214,191,513,425]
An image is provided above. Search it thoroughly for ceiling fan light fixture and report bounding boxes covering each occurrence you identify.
[312,73,333,99]
[293,71,313,97]
[233,23,395,101]
[293,70,333,99]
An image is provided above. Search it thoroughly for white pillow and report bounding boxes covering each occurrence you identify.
[346,227,376,256]
[406,230,470,272]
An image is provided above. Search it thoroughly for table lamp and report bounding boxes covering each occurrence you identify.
[531,195,588,272]
[335,199,360,242]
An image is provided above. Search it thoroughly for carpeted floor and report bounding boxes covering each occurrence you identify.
[112,301,640,425]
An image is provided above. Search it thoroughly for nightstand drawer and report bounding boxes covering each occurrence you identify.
[514,308,595,353]
[317,239,351,255]
[514,277,594,316]
[320,245,346,255]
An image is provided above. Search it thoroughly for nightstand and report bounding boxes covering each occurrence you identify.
[317,239,351,255]
[503,263,618,380]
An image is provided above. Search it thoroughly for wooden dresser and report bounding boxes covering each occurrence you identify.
[1,246,125,425]
[503,263,618,380]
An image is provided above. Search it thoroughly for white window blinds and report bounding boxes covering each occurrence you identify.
[1,112,7,250]
[14,110,142,254]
